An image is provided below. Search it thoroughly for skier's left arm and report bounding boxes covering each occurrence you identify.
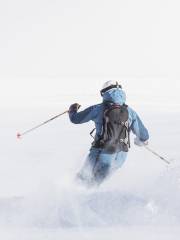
[68,103,97,124]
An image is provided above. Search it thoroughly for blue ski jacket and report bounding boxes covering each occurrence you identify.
[69,88,149,171]
[69,88,149,142]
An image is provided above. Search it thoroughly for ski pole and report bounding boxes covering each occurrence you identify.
[144,145,171,165]
[17,110,69,139]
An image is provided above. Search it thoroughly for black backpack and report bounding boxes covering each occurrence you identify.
[92,103,130,153]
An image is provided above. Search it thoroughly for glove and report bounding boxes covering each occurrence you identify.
[69,103,81,113]
[134,137,148,147]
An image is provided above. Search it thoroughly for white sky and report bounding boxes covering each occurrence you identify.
[0,0,180,104]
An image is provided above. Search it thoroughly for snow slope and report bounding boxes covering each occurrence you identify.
[0,78,180,239]
[1,0,180,238]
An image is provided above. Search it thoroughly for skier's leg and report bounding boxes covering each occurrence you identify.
[93,161,110,185]
[110,151,128,173]
[76,148,101,185]
[93,151,128,184]
[92,151,116,185]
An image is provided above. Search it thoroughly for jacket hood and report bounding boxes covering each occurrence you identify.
[102,88,126,105]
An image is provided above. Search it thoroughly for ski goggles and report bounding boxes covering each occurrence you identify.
[100,84,122,96]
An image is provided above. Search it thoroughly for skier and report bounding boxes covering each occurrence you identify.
[69,80,149,187]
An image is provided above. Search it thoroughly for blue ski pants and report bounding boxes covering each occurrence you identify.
[78,147,128,186]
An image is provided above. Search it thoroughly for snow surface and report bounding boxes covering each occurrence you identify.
[0,78,180,240]
[1,0,180,239]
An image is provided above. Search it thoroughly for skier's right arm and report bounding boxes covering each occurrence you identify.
[68,103,98,124]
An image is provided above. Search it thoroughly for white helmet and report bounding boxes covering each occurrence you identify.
[100,80,122,96]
